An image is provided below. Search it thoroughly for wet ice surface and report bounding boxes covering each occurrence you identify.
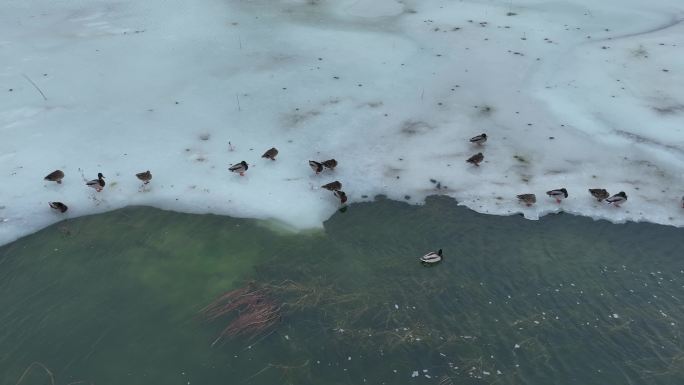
[1,0,683,244]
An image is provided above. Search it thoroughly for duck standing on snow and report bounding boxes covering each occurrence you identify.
[420,249,443,266]
[86,173,105,192]
[546,188,568,203]
[517,194,536,206]
[321,181,342,191]
[229,161,248,176]
[334,190,347,204]
[44,170,65,184]
[606,191,627,207]
[136,170,152,185]
[470,133,487,145]
[322,159,338,170]
[309,160,323,174]
[48,202,68,213]
[466,152,484,166]
[262,147,278,160]
[588,189,610,202]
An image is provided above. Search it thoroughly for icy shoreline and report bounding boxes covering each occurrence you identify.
[1,0,683,246]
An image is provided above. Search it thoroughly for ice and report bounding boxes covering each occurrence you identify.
[1,0,684,245]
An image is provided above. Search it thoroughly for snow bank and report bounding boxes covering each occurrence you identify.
[1,0,683,245]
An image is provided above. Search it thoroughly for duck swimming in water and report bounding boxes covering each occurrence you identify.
[469,133,487,145]
[262,147,278,160]
[229,161,248,176]
[517,194,536,206]
[466,152,484,166]
[588,189,610,202]
[44,170,64,184]
[606,191,627,207]
[86,173,105,192]
[321,181,342,191]
[48,202,68,213]
[309,160,323,174]
[136,170,152,185]
[420,249,443,266]
[546,188,568,203]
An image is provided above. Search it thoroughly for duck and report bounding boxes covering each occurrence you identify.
[48,201,68,213]
[334,190,347,204]
[469,133,487,145]
[322,159,338,170]
[517,193,536,206]
[309,160,323,174]
[44,170,64,184]
[86,173,105,192]
[546,188,568,203]
[321,181,342,191]
[466,152,484,166]
[261,147,278,160]
[681,196,684,209]
[420,249,443,266]
[588,188,610,202]
[606,191,627,207]
[136,170,152,185]
[229,161,248,176]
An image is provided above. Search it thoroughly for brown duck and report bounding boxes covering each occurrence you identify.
[322,159,338,170]
[334,190,347,204]
[588,189,609,201]
[309,160,323,174]
[262,147,278,160]
[44,170,64,184]
[466,152,484,166]
[49,202,68,213]
[136,170,152,185]
[321,181,342,191]
[517,194,536,206]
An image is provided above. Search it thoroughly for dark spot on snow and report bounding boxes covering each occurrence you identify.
[399,120,432,136]
[653,104,684,115]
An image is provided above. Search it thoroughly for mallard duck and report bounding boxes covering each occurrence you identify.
[229,161,248,176]
[466,152,484,166]
[420,249,443,266]
[309,160,323,174]
[588,188,610,201]
[86,173,105,192]
[517,193,536,206]
[44,170,64,184]
[606,191,627,207]
[334,190,347,204]
[136,170,152,184]
[321,181,342,191]
[48,202,68,213]
[546,188,568,203]
[262,147,278,160]
[322,159,338,170]
[470,133,487,145]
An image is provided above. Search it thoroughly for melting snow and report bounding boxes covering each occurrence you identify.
[1,0,683,245]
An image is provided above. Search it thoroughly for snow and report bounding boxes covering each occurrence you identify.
[1,0,684,245]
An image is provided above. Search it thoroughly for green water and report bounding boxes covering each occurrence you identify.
[1,196,683,385]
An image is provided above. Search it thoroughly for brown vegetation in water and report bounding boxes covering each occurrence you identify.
[201,282,280,345]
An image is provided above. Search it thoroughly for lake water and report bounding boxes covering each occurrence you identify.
[2,196,683,385]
